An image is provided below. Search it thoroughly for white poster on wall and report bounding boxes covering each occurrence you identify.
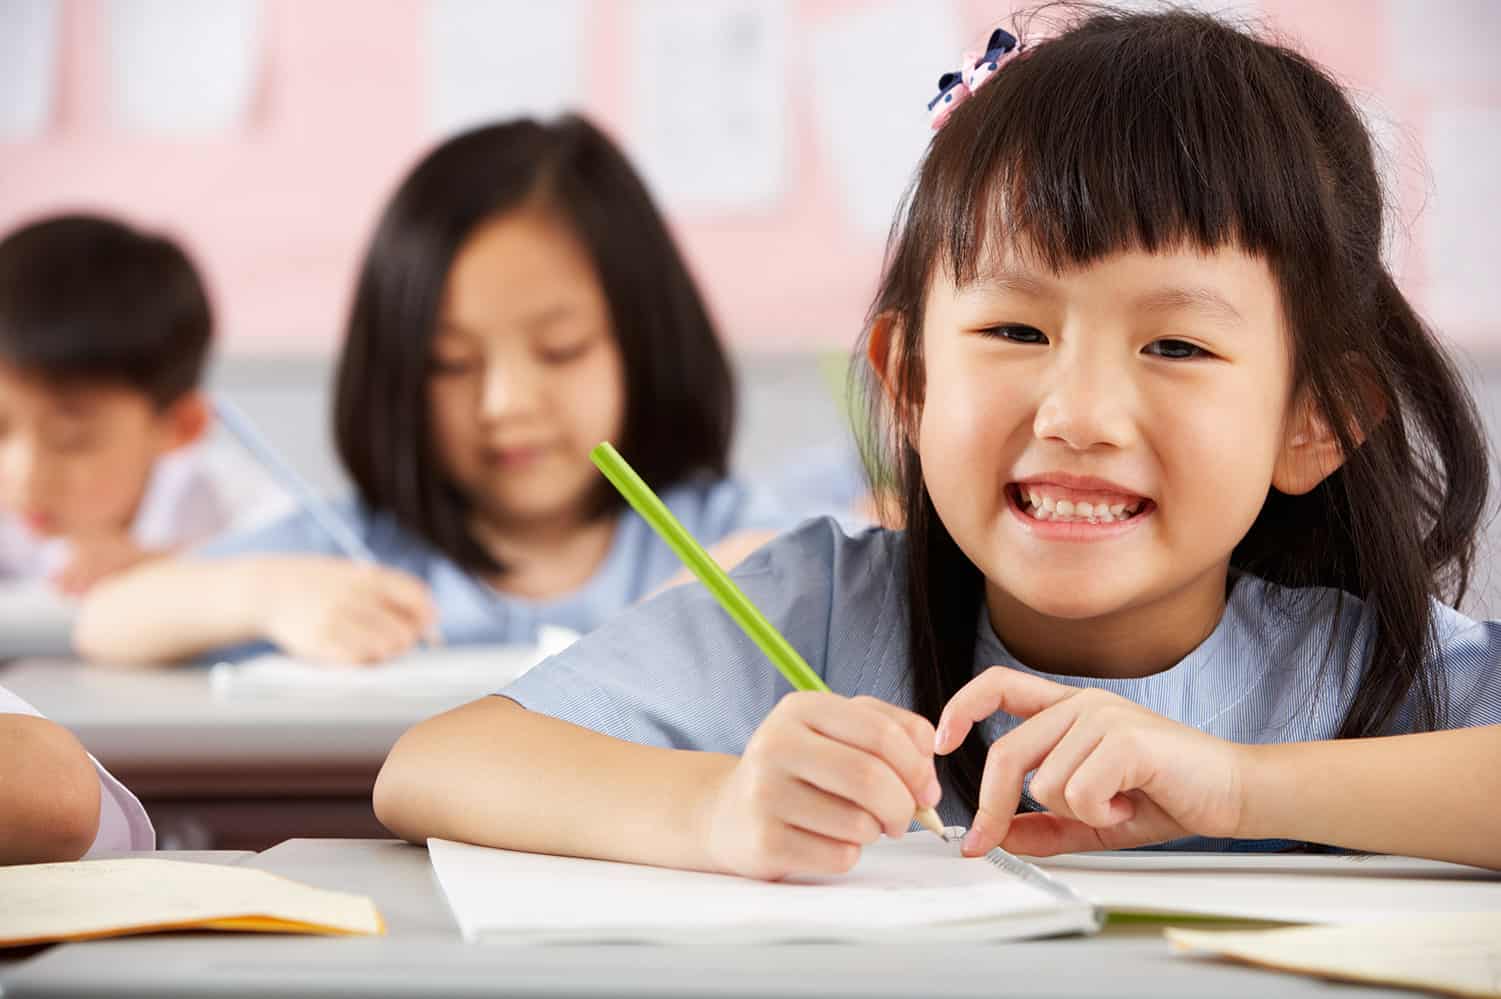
[1426,108,1501,334]
[107,0,261,135]
[630,0,788,213]
[0,0,59,140]
[811,0,961,238]
[428,0,587,135]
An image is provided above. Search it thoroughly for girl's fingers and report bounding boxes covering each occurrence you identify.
[757,823,861,880]
[995,812,1108,857]
[799,698,939,812]
[1000,794,1180,856]
[935,667,1077,755]
[369,568,438,628]
[965,702,1080,855]
[850,695,938,764]
[789,728,919,837]
[780,779,885,847]
[1060,734,1141,828]
[1025,717,1107,822]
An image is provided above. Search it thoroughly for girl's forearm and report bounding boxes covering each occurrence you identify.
[1239,725,1501,868]
[373,696,735,871]
[74,558,270,666]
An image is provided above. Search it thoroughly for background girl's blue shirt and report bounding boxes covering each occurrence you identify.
[193,476,792,662]
[501,517,1501,851]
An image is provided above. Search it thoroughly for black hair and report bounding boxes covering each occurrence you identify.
[335,114,736,575]
[0,213,212,407]
[858,5,1491,816]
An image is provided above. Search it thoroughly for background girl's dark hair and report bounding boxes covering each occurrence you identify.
[0,213,211,407]
[336,114,735,575]
[857,5,1492,816]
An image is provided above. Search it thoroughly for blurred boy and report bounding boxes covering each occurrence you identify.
[0,214,273,597]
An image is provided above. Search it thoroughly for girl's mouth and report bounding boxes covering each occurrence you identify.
[1005,483,1155,538]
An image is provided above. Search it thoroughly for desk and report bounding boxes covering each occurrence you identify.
[0,662,473,850]
[0,839,1423,998]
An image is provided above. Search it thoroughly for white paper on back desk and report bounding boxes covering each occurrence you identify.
[209,626,578,699]
[428,835,1101,944]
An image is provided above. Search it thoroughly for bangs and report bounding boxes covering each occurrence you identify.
[918,9,1348,286]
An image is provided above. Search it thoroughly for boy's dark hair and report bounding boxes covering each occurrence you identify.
[858,6,1491,816]
[0,214,212,407]
[335,114,735,576]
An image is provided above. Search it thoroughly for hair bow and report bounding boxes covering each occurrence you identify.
[926,27,1021,129]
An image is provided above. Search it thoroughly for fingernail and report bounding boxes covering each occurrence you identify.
[962,825,982,854]
[934,722,949,753]
[922,778,942,808]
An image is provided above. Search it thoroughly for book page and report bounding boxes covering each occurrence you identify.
[1168,914,1501,998]
[1049,865,1501,924]
[430,834,1090,943]
[0,859,383,946]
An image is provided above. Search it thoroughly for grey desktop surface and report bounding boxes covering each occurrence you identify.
[0,661,465,775]
[0,839,1418,999]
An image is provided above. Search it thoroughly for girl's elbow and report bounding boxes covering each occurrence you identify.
[1,720,101,864]
[372,728,430,843]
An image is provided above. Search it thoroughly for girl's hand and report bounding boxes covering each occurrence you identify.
[255,557,439,665]
[700,692,941,881]
[936,667,1251,857]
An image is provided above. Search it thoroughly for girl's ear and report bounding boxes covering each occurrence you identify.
[866,312,902,403]
[866,312,920,440]
[1272,362,1387,495]
[1271,395,1346,495]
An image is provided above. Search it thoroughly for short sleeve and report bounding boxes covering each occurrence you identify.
[499,518,851,753]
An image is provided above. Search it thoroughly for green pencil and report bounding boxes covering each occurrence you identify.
[589,441,946,840]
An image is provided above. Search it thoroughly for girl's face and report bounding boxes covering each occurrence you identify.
[916,245,1297,649]
[428,209,625,536]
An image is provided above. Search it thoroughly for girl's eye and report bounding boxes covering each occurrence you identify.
[538,339,594,365]
[1143,339,1210,360]
[978,324,1049,345]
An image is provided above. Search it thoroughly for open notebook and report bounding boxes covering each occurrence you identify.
[429,835,1501,945]
[208,626,578,699]
[0,859,383,947]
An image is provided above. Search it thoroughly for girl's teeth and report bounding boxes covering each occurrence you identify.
[1020,488,1145,524]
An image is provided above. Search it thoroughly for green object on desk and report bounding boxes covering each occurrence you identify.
[589,442,826,694]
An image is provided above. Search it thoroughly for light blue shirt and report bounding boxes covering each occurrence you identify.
[194,477,792,662]
[503,517,1501,850]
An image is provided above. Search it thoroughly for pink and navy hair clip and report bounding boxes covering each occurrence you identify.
[926,27,1022,129]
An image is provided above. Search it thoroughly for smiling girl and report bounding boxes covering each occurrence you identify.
[374,9,1500,874]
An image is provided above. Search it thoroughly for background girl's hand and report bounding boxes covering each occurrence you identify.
[255,556,438,664]
[936,667,1251,857]
[700,692,940,881]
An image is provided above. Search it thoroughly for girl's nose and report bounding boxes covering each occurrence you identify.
[478,358,541,420]
[1031,351,1136,451]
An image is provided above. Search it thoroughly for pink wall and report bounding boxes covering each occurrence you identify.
[1,0,1497,355]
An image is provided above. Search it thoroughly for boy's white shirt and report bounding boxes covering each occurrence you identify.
[0,684,155,853]
[0,440,290,580]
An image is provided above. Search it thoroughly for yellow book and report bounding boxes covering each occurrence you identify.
[0,858,384,947]
[1168,914,1501,999]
